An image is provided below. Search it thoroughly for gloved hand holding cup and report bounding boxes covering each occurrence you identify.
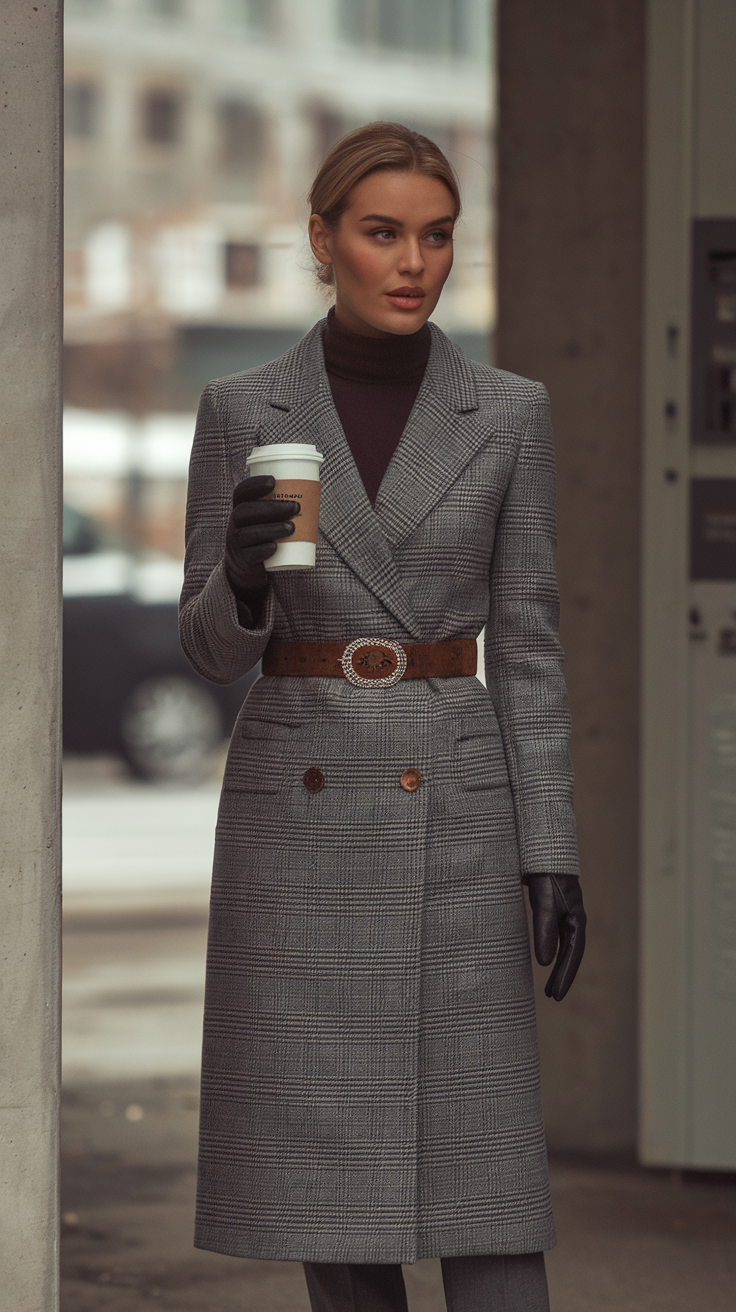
[225,441,325,613]
[245,443,324,570]
[224,475,299,598]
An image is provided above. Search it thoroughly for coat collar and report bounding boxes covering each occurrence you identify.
[257,319,486,640]
[264,317,478,415]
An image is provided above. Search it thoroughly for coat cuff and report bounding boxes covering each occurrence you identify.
[208,558,273,643]
[180,558,275,685]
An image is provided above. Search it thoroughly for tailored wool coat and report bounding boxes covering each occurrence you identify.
[179,319,580,1266]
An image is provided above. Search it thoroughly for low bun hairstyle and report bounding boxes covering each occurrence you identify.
[308,121,461,287]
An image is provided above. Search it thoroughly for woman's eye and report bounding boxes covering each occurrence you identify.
[426,230,450,244]
[371,228,395,240]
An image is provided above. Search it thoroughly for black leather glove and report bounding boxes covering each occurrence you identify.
[224,475,298,624]
[526,873,586,1001]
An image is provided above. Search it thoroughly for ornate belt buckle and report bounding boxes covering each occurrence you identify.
[341,637,407,689]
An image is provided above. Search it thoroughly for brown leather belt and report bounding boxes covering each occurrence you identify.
[262,637,477,687]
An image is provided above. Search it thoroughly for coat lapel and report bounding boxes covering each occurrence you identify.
[258,322,424,640]
[374,324,487,548]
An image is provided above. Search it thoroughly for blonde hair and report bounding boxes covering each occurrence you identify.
[308,121,461,286]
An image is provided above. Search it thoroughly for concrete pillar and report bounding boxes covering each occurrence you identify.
[0,3,62,1308]
[496,1,645,1153]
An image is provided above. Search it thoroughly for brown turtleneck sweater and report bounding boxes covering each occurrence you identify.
[322,307,431,506]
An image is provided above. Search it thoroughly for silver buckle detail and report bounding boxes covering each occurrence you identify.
[341,638,408,689]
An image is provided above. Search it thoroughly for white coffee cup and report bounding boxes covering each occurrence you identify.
[245,442,325,570]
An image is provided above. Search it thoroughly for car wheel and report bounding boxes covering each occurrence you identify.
[120,675,223,782]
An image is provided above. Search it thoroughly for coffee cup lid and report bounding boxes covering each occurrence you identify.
[248,442,324,463]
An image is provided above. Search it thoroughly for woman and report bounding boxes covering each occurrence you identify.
[180,122,586,1312]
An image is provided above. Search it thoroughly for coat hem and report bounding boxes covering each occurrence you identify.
[193,1225,557,1265]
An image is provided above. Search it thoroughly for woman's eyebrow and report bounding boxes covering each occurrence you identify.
[359,213,454,226]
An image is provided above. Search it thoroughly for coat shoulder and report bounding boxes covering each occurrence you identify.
[427,324,546,421]
[467,359,546,402]
[200,322,324,412]
[470,363,549,431]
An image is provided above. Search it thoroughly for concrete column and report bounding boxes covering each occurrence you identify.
[0,3,62,1308]
[496,1,645,1153]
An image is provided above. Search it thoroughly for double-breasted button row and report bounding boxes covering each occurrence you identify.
[302,768,424,793]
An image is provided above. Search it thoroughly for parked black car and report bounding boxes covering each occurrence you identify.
[63,505,259,780]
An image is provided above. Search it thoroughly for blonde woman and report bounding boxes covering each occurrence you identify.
[180,122,586,1312]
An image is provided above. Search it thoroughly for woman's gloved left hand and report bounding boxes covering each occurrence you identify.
[525,873,586,1001]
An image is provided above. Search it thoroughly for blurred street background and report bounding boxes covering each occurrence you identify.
[58,2,736,1309]
[61,0,492,786]
[61,3,495,1306]
[63,0,491,561]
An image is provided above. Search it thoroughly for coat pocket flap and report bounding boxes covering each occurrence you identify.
[240,717,305,741]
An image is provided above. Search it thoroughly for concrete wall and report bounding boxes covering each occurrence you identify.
[496,0,645,1153]
[0,3,62,1307]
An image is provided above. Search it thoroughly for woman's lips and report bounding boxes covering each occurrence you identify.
[385,287,425,310]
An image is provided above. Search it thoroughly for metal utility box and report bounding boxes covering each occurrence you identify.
[640,2,736,1169]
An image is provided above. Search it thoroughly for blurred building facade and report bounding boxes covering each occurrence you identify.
[64,0,493,426]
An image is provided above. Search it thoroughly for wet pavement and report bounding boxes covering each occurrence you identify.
[61,761,736,1310]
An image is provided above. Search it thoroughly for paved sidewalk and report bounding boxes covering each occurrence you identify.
[60,765,736,1311]
[60,1077,736,1312]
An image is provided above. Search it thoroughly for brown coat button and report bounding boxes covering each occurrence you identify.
[303,768,325,793]
[400,768,423,792]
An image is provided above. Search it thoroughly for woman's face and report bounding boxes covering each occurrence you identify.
[309,170,456,337]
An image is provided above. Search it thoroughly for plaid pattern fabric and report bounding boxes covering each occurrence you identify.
[180,320,579,1264]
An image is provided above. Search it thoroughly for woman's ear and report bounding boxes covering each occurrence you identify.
[308,213,333,269]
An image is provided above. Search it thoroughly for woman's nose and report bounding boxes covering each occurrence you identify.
[397,240,424,276]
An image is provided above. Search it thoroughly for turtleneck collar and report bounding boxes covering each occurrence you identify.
[322,305,431,386]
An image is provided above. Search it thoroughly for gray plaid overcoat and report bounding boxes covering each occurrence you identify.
[179,319,579,1265]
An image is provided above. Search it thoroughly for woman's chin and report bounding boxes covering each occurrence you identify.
[335,298,431,336]
[376,303,431,334]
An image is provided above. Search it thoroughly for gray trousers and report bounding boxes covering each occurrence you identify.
[303,1254,550,1312]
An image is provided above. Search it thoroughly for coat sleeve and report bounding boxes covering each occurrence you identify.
[178,381,275,685]
[484,382,580,877]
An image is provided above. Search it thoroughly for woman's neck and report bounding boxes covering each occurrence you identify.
[323,306,431,385]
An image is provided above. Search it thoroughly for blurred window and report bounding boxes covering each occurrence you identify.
[220,0,271,33]
[85,223,132,310]
[340,0,475,57]
[65,81,99,139]
[141,0,184,19]
[311,108,346,164]
[218,101,263,175]
[225,243,260,289]
[142,90,183,145]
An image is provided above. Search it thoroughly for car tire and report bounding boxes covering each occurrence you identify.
[120,674,224,782]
